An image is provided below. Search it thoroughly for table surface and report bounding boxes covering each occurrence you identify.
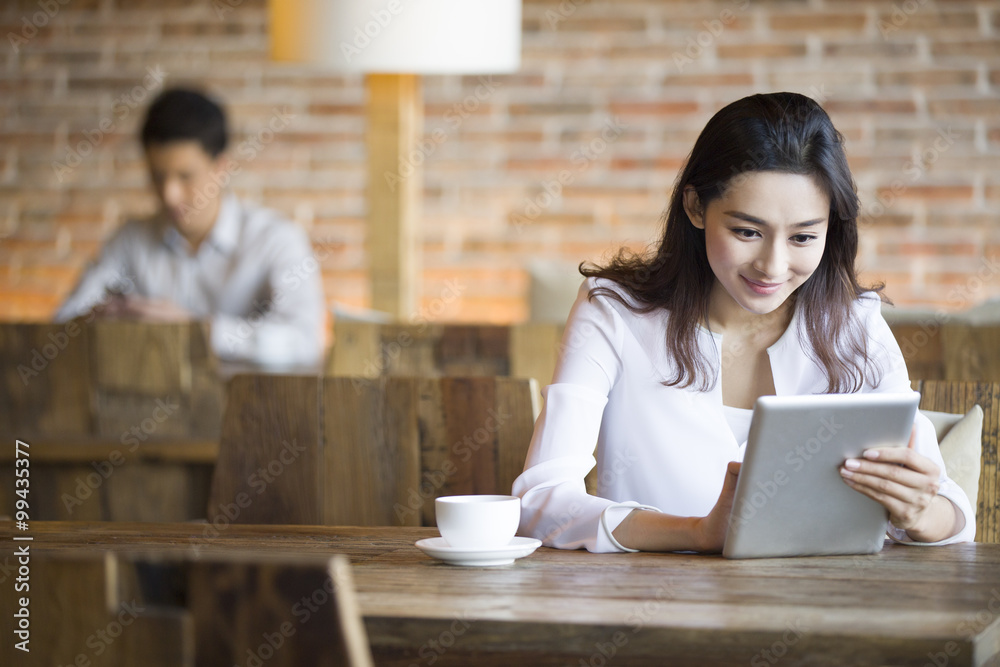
[3,521,1000,667]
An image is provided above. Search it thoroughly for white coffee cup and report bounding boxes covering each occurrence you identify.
[435,495,520,549]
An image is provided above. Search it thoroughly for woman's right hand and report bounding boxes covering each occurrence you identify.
[693,461,741,552]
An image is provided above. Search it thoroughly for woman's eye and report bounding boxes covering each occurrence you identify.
[734,228,759,239]
[791,234,817,244]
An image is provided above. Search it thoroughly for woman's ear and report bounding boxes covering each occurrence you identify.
[682,186,705,229]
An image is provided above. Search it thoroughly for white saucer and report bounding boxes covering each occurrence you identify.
[415,536,542,566]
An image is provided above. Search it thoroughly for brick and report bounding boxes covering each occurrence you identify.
[161,22,264,38]
[928,98,1000,116]
[878,241,979,257]
[823,41,918,59]
[664,72,754,88]
[610,157,685,172]
[928,212,1000,227]
[876,69,978,88]
[931,41,1000,59]
[770,13,868,33]
[549,17,647,32]
[826,99,918,115]
[876,184,974,202]
[608,100,699,116]
[509,103,594,117]
[718,42,808,60]
[876,11,979,33]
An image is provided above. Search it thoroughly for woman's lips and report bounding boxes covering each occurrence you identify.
[741,276,784,295]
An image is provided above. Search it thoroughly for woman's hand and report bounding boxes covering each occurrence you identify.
[611,461,741,552]
[693,461,741,553]
[839,428,963,542]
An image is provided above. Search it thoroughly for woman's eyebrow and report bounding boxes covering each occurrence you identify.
[723,210,827,228]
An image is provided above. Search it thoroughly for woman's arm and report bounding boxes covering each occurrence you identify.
[613,461,741,552]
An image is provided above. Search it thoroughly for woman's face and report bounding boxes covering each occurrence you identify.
[685,171,830,319]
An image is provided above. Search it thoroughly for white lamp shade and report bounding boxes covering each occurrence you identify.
[269,0,521,74]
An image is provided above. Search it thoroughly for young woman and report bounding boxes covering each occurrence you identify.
[512,92,975,553]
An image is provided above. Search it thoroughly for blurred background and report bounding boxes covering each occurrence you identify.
[2,0,999,323]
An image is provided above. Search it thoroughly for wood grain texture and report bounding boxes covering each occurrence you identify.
[187,555,372,667]
[495,377,538,499]
[91,320,191,394]
[917,381,1000,544]
[208,374,322,525]
[323,377,422,526]
[328,320,383,376]
[436,326,510,376]
[943,324,1000,382]
[510,322,562,414]
[6,522,1000,667]
[211,376,535,528]
[0,322,93,435]
[889,321,946,381]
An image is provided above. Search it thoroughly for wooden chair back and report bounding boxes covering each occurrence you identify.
[0,322,223,522]
[208,375,537,526]
[328,320,563,412]
[889,321,1000,382]
[914,380,1000,543]
[4,551,373,667]
[3,553,192,666]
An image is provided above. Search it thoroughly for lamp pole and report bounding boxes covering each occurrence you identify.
[366,74,421,318]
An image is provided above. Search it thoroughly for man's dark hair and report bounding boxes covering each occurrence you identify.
[140,87,228,157]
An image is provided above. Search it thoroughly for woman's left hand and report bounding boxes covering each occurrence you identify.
[839,427,947,539]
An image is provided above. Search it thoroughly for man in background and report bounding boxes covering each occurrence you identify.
[56,87,325,366]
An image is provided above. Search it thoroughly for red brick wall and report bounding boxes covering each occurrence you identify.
[2,0,999,322]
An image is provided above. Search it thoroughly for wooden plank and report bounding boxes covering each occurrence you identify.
[367,73,421,318]
[495,377,538,498]
[943,324,1000,382]
[93,392,192,439]
[91,321,190,394]
[11,523,1000,667]
[510,322,562,419]
[384,324,441,376]
[29,465,107,521]
[416,377,449,527]
[208,375,321,525]
[118,609,195,667]
[329,320,384,377]
[187,555,373,667]
[323,377,422,526]
[8,555,117,666]
[889,321,945,381]
[0,439,219,463]
[436,326,510,376]
[0,322,93,435]
[106,463,211,522]
[918,381,1000,544]
[438,377,497,500]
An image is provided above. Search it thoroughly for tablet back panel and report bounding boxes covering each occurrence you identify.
[723,393,920,559]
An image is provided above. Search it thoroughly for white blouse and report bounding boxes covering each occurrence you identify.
[512,277,976,552]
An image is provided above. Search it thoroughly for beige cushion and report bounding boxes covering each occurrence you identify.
[921,406,983,516]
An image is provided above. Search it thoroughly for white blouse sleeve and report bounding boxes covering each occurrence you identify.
[513,279,652,552]
[863,298,976,544]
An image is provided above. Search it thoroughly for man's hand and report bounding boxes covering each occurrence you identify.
[92,294,192,322]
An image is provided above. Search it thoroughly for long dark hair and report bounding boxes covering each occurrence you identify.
[582,92,885,393]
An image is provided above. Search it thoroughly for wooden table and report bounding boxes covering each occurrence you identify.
[3,522,1000,667]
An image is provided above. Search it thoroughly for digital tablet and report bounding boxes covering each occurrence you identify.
[723,392,920,559]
